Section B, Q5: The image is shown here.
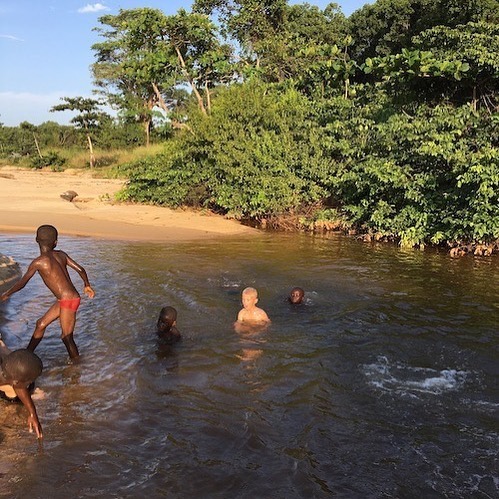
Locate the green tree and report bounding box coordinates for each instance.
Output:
[362,22,499,112]
[414,22,499,110]
[254,3,349,83]
[19,121,43,159]
[194,1,348,83]
[92,8,172,146]
[161,9,234,115]
[348,0,499,62]
[50,97,107,168]
[92,8,232,145]
[430,0,499,26]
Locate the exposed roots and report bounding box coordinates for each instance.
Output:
[254,212,499,258]
[448,241,499,257]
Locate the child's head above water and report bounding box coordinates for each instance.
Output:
[288,287,305,305]
[241,287,259,310]
[236,287,270,327]
[157,306,177,333]
[1,349,43,386]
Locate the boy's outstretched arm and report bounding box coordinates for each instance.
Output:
[65,255,95,298]
[0,262,38,301]
[13,385,43,439]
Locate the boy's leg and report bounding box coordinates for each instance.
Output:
[61,334,79,359]
[59,308,79,359]
[27,302,60,352]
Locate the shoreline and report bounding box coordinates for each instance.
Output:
[0,166,258,242]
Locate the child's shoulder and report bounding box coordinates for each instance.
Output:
[157,329,181,345]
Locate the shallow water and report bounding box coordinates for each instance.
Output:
[0,232,497,498]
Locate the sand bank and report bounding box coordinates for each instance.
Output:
[0,166,258,242]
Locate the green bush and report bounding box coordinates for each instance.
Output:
[30,151,67,170]
[122,81,332,218]
[327,103,499,246]
[120,82,498,248]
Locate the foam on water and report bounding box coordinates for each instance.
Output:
[363,355,469,396]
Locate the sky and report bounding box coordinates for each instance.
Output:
[0,0,370,127]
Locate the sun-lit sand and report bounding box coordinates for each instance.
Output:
[0,166,258,241]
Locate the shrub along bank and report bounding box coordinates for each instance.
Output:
[118,81,499,253]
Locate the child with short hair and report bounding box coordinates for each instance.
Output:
[0,339,43,438]
[0,224,95,359]
[236,287,270,325]
[157,306,181,344]
[288,287,305,305]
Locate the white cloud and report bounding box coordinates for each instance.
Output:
[0,34,24,42]
[77,3,109,14]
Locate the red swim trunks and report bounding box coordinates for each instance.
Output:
[59,297,81,311]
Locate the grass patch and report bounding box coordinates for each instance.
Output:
[0,144,165,178]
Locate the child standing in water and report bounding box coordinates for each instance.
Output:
[0,225,95,359]
[235,287,270,326]
[156,306,181,344]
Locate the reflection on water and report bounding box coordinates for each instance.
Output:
[0,232,497,498]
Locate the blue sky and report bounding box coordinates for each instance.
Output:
[0,0,370,126]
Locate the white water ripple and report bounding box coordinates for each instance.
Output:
[363,356,469,396]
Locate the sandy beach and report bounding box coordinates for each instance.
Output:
[0,166,258,242]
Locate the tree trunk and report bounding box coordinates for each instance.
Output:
[87,134,95,168]
[205,81,211,113]
[152,82,169,113]
[175,46,207,115]
[144,119,151,147]
[33,133,43,159]
[152,82,195,135]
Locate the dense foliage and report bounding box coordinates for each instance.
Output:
[327,101,499,246]
[119,82,331,217]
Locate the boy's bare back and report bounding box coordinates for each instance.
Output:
[31,250,80,300]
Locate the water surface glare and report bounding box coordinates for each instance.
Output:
[0,232,497,498]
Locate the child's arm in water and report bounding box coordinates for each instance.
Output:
[13,385,43,439]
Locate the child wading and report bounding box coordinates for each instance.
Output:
[0,225,95,359]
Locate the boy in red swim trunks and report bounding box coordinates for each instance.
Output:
[0,225,95,359]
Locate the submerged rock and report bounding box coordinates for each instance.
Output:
[0,253,21,295]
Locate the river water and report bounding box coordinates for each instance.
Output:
[0,232,497,498]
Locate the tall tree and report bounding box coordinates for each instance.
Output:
[92,8,232,145]
[413,22,499,111]
[348,0,499,62]
[194,0,348,83]
[162,9,234,115]
[92,8,171,146]
[255,3,349,83]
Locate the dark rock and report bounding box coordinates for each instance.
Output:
[60,190,78,202]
